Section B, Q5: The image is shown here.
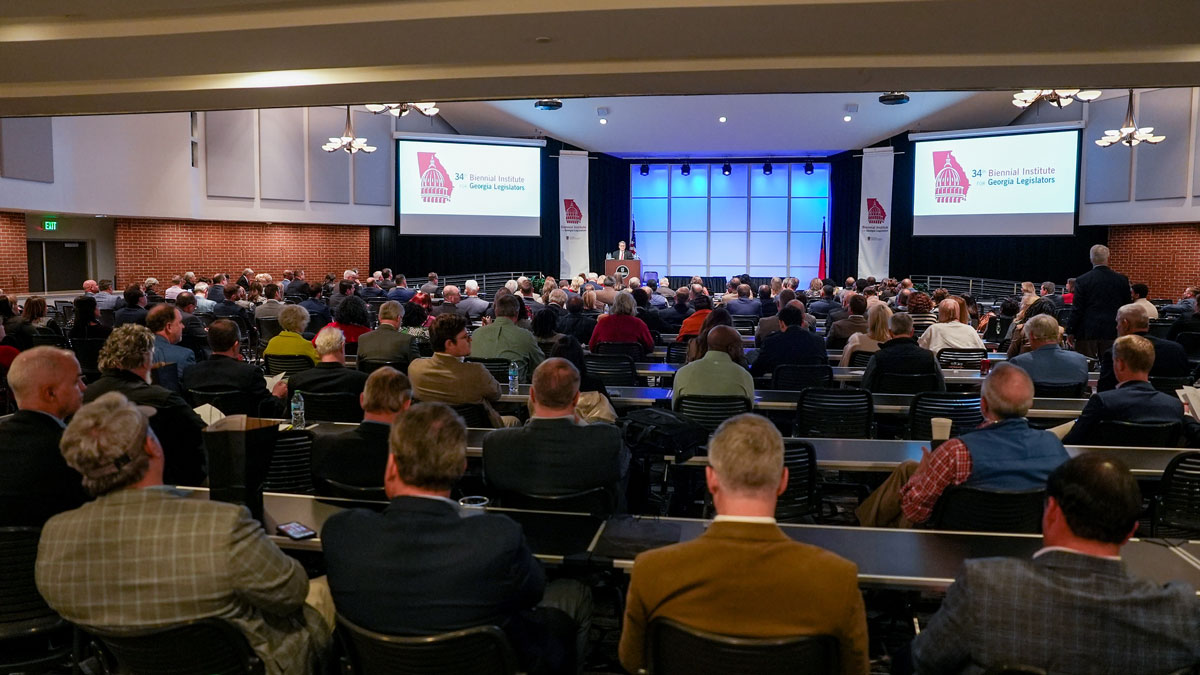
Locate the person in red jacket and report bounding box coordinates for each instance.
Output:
[589,293,654,356]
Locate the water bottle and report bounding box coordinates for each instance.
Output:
[507,361,520,394]
[290,391,305,428]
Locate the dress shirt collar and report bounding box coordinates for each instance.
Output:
[411,494,460,508]
[25,408,67,429]
[432,351,463,363]
[700,350,734,365]
[713,514,777,524]
[1116,379,1152,390]
[1033,343,1061,353]
[1034,545,1121,562]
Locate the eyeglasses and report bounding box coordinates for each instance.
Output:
[455,332,471,342]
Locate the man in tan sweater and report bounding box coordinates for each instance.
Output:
[618,413,870,674]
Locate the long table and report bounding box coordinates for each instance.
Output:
[633,363,1097,389]
[185,488,1200,593]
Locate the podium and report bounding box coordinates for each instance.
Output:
[604,259,641,281]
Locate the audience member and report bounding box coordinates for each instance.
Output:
[419,272,439,297]
[1161,285,1198,316]
[1129,283,1159,319]
[409,314,516,427]
[631,288,670,334]
[808,285,840,318]
[556,295,598,345]
[300,283,333,327]
[619,413,868,674]
[911,454,1200,674]
[323,295,371,344]
[856,363,1067,527]
[435,284,462,316]
[676,293,713,340]
[472,294,546,381]
[94,280,121,311]
[659,287,694,328]
[750,305,826,377]
[358,277,385,299]
[328,279,355,312]
[192,282,217,313]
[826,294,869,350]
[69,295,111,341]
[1007,297,1061,358]
[113,285,148,326]
[213,283,252,323]
[861,313,945,393]
[457,279,488,319]
[37,391,333,674]
[254,283,285,320]
[588,293,654,356]
[164,275,184,300]
[1096,303,1190,392]
[356,300,413,368]
[674,325,754,401]
[548,336,616,424]
[1039,280,1065,309]
[82,279,99,296]
[181,319,287,417]
[685,308,735,363]
[386,274,416,304]
[1009,314,1089,390]
[83,324,207,486]
[400,300,430,339]
[311,367,412,492]
[0,347,88,526]
[905,291,937,336]
[839,303,892,366]
[725,284,761,317]
[287,326,369,401]
[1068,244,1131,358]
[173,292,208,354]
[919,298,986,354]
[264,304,320,365]
[146,302,195,389]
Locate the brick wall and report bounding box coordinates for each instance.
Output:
[0,211,29,294]
[1108,223,1200,299]
[113,218,371,288]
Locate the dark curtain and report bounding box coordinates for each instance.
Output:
[369,138,574,277]
[828,149,862,282]
[588,153,631,273]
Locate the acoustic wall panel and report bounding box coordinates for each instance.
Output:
[205,110,255,199]
[259,108,305,201]
[1135,87,1191,201]
[0,117,54,182]
[308,106,350,204]
[352,110,392,206]
[1084,96,1132,203]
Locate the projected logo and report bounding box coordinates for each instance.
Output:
[866,198,887,224]
[933,151,969,203]
[564,199,583,224]
[417,152,454,204]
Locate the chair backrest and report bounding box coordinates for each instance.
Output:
[358,358,407,375]
[775,440,819,523]
[1054,306,1074,326]
[1147,319,1176,339]
[304,311,330,334]
[872,372,941,395]
[1154,451,1200,535]
[499,486,617,517]
[929,485,1045,533]
[981,315,1013,343]
[674,395,752,432]
[794,388,873,439]
[665,342,689,364]
[89,618,262,675]
[1174,331,1200,357]
[0,527,63,637]
[464,357,510,383]
[31,333,69,349]
[411,337,434,358]
[585,353,638,387]
[647,617,838,675]
[255,317,282,344]
[451,403,494,428]
[1093,419,1181,448]
[315,477,387,502]
[262,429,315,494]
[98,308,115,328]
[264,354,315,376]
[1032,382,1088,398]
[300,391,363,423]
[770,364,832,391]
[731,315,759,329]
[71,337,107,374]
[188,388,257,417]
[936,348,987,370]
[848,350,874,368]
[908,392,983,440]
[336,614,518,675]
[1149,375,1194,395]
[595,341,645,359]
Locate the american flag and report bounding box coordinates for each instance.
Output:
[630,216,637,256]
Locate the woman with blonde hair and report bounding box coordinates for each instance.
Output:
[839,303,892,366]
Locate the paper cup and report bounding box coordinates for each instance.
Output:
[458,496,490,509]
[931,417,953,443]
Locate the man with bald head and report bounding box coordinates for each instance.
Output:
[754,290,814,346]
[857,363,1068,528]
[0,346,89,525]
[673,325,755,400]
[1096,302,1189,392]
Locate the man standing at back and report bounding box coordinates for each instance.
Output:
[1068,244,1130,358]
[619,414,868,675]
[912,454,1199,674]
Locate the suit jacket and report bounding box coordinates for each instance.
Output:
[724,297,762,316]
[635,307,670,335]
[154,334,195,388]
[35,487,326,675]
[286,361,368,400]
[0,410,88,527]
[825,314,868,350]
[1096,331,1191,391]
[658,304,693,329]
[912,550,1200,675]
[299,299,332,325]
[1062,380,1187,445]
[113,306,147,326]
[557,312,598,344]
[751,326,827,377]
[618,520,869,675]
[356,324,414,367]
[179,310,208,350]
[386,286,416,304]
[311,421,390,491]
[860,337,945,392]
[1009,344,1090,386]
[254,299,286,320]
[1068,265,1130,340]
[808,297,840,318]
[457,295,489,320]
[322,497,558,672]
[409,352,505,426]
[483,417,625,500]
[181,354,282,417]
[84,370,207,486]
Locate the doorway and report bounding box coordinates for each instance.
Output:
[27,240,90,293]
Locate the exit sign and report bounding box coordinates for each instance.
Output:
[42,220,57,231]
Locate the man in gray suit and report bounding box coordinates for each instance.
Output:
[36,391,334,674]
[356,301,413,368]
[912,454,1200,674]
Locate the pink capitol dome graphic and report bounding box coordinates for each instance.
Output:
[866,198,887,224]
[564,199,582,224]
[418,152,454,203]
[933,150,969,203]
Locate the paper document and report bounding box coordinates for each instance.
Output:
[264,372,286,391]
[1047,420,1075,440]
[1180,386,1200,422]
[193,404,225,425]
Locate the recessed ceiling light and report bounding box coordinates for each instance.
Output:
[843,115,853,122]
[599,118,607,125]
[718,116,727,123]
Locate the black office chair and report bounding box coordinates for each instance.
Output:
[464,357,510,384]
[981,316,1013,343]
[871,372,942,395]
[1147,319,1177,339]
[908,392,983,441]
[1032,382,1089,398]
[88,618,263,675]
[498,486,617,517]
[674,395,752,433]
[1149,375,1194,395]
[646,617,838,675]
[1093,419,1181,448]
[594,341,647,359]
[0,527,72,674]
[98,308,115,328]
[585,354,639,387]
[255,317,282,351]
[794,388,873,438]
[188,388,257,417]
[1152,451,1200,537]
[848,350,874,368]
[770,364,832,390]
[451,403,494,428]
[264,354,315,376]
[775,440,820,523]
[357,359,407,375]
[936,348,988,370]
[315,477,387,502]
[71,336,107,382]
[1175,332,1200,364]
[300,391,363,423]
[262,429,315,494]
[31,333,69,349]
[411,337,434,358]
[731,315,760,330]
[928,486,1045,533]
[665,342,689,364]
[336,614,518,675]
[304,311,330,335]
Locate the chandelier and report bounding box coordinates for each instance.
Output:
[364,102,440,117]
[1012,89,1101,108]
[1095,89,1165,148]
[321,106,376,154]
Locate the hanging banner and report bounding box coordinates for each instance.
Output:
[857,146,895,279]
[558,150,590,279]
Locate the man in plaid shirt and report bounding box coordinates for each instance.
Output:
[856,363,1068,528]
